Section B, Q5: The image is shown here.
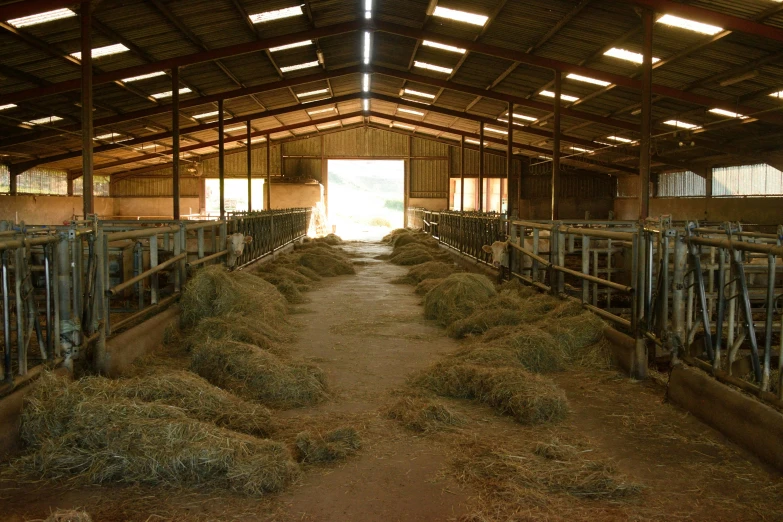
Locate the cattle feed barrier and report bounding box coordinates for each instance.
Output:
[0,208,311,397]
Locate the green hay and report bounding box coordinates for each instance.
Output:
[392,261,458,285]
[15,373,298,494]
[44,510,93,522]
[184,314,288,356]
[298,252,355,277]
[413,363,568,425]
[549,311,606,358]
[113,370,275,438]
[423,273,497,326]
[415,278,444,296]
[392,232,439,251]
[546,299,586,320]
[180,266,287,328]
[384,396,463,432]
[190,340,328,408]
[253,265,313,286]
[294,265,322,282]
[447,308,522,339]
[294,427,361,463]
[503,326,566,373]
[499,279,537,299]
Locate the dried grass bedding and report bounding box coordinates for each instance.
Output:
[11,238,362,494]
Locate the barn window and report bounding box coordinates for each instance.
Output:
[657,171,706,197]
[712,164,783,197]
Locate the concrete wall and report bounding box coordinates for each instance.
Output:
[408,197,448,211]
[615,196,783,225]
[0,195,201,224]
[264,183,323,210]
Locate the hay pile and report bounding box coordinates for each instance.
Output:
[180,266,287,328]
[191,340,328,408]
[384,396,463,432]
[389,243,449,266]
[43,510,93,522]
[253,265,314,304]
[423,274,497,326]
[393,261,459,285]
[294,427,361,463]
[382,228,414,244]
[415,278,444,296]
[413,363,568,425]
[183,313,288,356]
[16,373,299,494]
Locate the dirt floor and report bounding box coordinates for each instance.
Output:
[1,241,782,521]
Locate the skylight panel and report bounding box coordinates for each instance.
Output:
[365,0,372,19]
[94,132,131,142]
[709,108,747,119]
[404,89,436,99]
[567,73,611,87]
[122,71,166,83]
[297,89,329,98]
[657,14,722,35]
[317,122,340,130]
[422,40,466,54]
[151,88,192,99]
[393,122,415,130]
[269,40,312,52]
[607,136,633,143]
[604,48,661,65]
[770,90,783,99]
[539,90,579,103]
[192,111,224,119]
[363,99,370,111]
[224,125,247,133]
[308,107,335,115]
[71,43,129,60]
[249,6,303,24]
[363,73,370,92]
[432,6,488,26]
[398,108,424,116]
[363,32,371,65]
[465,138,480,145]
[0,104,16,111]
[664,120,700,130]
[24,116,63,126]
[507,112,537,122]
[485,127,508,135]
[571,147,593,153]
[414,61,453,74]
[280,61,320,73]
[7,8,75,28]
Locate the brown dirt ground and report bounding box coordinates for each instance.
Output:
[1,241,782,521]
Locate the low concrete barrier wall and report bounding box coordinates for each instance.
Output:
[668,365,783,471]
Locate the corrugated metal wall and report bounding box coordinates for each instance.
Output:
[522,173,615,199]
[112,177,200,197]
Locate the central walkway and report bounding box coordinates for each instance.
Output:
[275,242,472,521]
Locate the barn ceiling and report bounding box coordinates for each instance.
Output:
[2,0,783,178]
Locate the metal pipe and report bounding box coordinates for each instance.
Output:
[639,8,653,219]
[247,120,252,212]
[14,247,25,375]
[506,102,513,218]
[714,247,727,371]
[44,244,53,359]
[106,225,180,242]
[478,123,484,212]
[582,235,590,303]
[186,249,228,267]
[107,253,186,296]
[762,253,776,391]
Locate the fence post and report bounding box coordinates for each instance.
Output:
[149,233,159,305]
[671,233,687,362]
[581,234,590,304]
[94,224,107,372]
[2,251,12,383]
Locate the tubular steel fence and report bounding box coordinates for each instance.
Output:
[408,207,783,407]
[0,208,310,396]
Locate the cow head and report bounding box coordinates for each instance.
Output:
[482,240,510,268]
[226,233,253,267]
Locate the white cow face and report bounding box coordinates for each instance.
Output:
[226,233,253,266]
[482,240,510,268]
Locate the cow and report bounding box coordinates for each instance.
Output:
[482,232,551,281]
[227,233,253,268]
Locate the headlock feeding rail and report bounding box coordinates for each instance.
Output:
[409,208,783,407]
[0,208,311,396]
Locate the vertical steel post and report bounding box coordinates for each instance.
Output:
[247,121,252,212]
[479,123,484,212]
[149,234,158,305]
[405,135,411,227]
[2,252,11,382]
[14,247,26,375]
[266,135,272,211]
[714,247,727,370]
[218,99,225,220]
[506,103,513,218]
[582,235,590,304]
[80,1,94,218]
[762,254,776,390]
[459,137,464,253]
[551,72,561,221]
[172,66,180,220]
[44,244,53,359]
[639,9,654,219]
[173,227,181,294]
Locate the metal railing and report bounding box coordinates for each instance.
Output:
[408,207,783,405]
[0,208,311,395]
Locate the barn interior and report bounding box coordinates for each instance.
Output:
[1,1,783,520]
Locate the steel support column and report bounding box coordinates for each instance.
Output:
[172,66,180,220]
[460,135,465,212]
[552,72,561,221]
[506,103,512,217]
[218,99,225,220]
[640,9,654,219]
[266,135,272,211]
[479,123,484,212]
[80,1,94,218]
[247,121,252,212]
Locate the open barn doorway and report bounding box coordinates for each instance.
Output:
[327,159,405,240]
